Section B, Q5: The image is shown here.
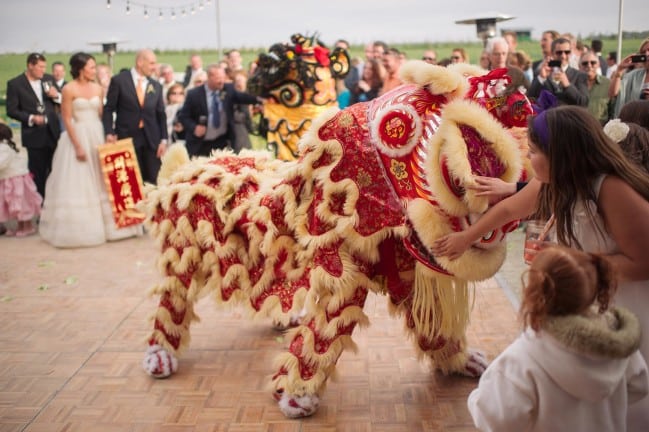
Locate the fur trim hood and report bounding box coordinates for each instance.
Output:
[543,306,641,359]
[522,306,642,402]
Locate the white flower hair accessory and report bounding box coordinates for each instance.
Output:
[603,119,630,143]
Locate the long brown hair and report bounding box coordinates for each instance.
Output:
[619,100,649,130]
[363,59,385,90]
[521,246,616,331]
[529,106,649,248]
[0,123,18,153]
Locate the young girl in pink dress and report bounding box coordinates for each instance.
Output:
[0,123,41,237]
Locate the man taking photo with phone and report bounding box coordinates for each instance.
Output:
[610,37,649,117]
[528,37,589,106]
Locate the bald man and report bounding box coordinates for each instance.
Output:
[103,49,168,184]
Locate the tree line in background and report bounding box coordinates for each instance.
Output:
[590,31,649,40]
[1,36,647,122]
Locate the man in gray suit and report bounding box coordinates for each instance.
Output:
[528,37,589,106]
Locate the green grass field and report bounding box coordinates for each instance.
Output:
[0,37,645,124]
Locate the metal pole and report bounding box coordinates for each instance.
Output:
[215,0,222,60]
[616,0,624,66]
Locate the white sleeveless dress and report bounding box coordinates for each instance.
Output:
[572,175,649,431]
[39,96,139,248]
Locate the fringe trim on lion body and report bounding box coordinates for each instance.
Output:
[145,148,311,355]
[145,106,403,363]
[383,263,473,375]
[263,107,413,396]
[411,263,470,342]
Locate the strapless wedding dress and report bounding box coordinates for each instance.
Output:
[40,96,140,247]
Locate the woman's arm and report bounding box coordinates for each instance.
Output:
[93,82,103,119]
[468,176,518,204]
[60,85,87,162]
[608,54,633,98]
[432,178,541,260]
[599,176,649,281]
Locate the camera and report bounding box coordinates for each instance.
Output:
[631,54,647,63]
[548,60,562,68]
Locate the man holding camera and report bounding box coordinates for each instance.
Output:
[528,37,589,106]
[610,37,649,117]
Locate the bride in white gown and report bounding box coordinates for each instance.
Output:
[40,52,139,248]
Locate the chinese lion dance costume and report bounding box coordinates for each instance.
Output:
[141,59,534,418]
[247,33,350,160]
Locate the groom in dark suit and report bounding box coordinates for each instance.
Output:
[178,64,260,157]
[103,49,167,184]
[6,53,61,198]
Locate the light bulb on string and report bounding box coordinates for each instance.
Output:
[198,1,204,10]
[126,1,130,15]
[206,0,212,4]
[191,6,195,14]
[158,8,163,20]
[182,8,186,17]
[144,7,149,18]
[171,9,176,20]
[106,0,111,9]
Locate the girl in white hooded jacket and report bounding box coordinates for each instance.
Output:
[468,246,648,432]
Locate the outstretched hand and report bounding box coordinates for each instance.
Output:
[431,231,472,261]
[468,176,516,202]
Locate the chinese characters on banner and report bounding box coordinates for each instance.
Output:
[97,138,146,228]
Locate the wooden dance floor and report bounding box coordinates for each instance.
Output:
[0,234,520,431]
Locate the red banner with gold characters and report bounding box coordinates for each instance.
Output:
[97,138,145,228]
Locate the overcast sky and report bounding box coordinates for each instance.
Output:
[1,0,646,54]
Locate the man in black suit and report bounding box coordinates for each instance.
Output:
[528,37,589,107]
[51,61,67,92]
[178,64,260,158]
[182,53,204,89]
[6,52,61,198]
[590,39,607,77]
[50,61,66,130]
[103,49,168,184]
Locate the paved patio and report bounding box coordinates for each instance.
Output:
[0,232,525,431]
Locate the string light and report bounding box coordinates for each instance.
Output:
[108,0,211,20]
